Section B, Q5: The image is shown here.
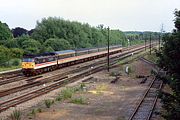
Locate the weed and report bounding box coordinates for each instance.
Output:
[57,85,87,102]
[61,88,74,99]
[70,97,87,105]
[10,109,21,120]
[44,99,54,108]
[80,83,86,90]
[37,108,42,113]
[56,95,63,101]
[27,109,36,119]
[31,109,36,116]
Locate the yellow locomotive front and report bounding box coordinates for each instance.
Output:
[22,58,35,76]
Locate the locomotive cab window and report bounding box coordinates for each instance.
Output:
[22,58,34,62]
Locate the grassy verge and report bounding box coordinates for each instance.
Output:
[0,65,20,72]
[143,51,158,63]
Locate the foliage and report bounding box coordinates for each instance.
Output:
[31,17,127,48]
[10,48,24,58]
[12,27,28,37]
[10,109,21,120]
[22,38,41,54]
[4,39,19,48]
[0,21,13,40]
[10,58,21,66]
[156,9,180,120]
[44,38,72,51]
[125,31,161,41]
[0,45,23,67]
[0,45,11,66]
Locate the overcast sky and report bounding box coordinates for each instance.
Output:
[0,0,179,32]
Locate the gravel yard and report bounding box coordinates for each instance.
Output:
[0,55,164,120]
[2,59,160,120]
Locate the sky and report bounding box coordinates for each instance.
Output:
[0,0,180,32]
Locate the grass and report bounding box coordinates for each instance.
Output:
[144,51,158,63]
[60,88,74,99]
[56,84,86,102]
[10,109,21,120]
[70,97,87,105]
[27,108,42,119]
[44,99,54,108]
[0,65,20,72]
[118,49,150,65]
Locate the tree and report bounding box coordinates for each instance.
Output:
[27,29,34,36]
[10,48,24,58]
[12,27,28,37]
[22,39,42,54]
[0,21,13,40]
[4,39,19,48]
[157,9,180,120]
[44,38,71,51]
[0,45,11,66]
[31,17,127,49]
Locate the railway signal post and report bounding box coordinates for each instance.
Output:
[107,27,110,72]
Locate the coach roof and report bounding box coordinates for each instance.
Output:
[54,50,75,55]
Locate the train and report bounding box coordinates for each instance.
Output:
[22,45,123,76]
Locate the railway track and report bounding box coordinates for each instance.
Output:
[0,44,156,113]
[0,70,21,80]
[0,45,148,98]
[0,43,151,85]
[0,75,27,86]
[0,63,105,112]
[128,77,163,120]
[0,44,150,112]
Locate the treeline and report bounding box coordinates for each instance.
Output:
[0,17,127,66]
[125,31,162,41]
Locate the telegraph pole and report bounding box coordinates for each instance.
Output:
[150,34,152,55]
[159,34,161,50]
[107,27,110,72]
[145,38,146,51]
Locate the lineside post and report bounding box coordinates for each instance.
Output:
[159,34,161,50]
[145,38,146,51]
[150,34,152,55]
[107,27,110,72]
